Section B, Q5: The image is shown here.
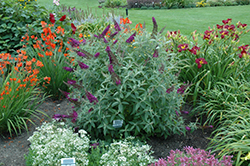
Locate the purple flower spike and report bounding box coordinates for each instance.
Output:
[166,86,174,93]
[77,51,85,57]
[68,38,80,47]
[185,126,191,131]
[175,111,179,116]
[67,79,76,85]
[105,46,111,52]
[116,80,121,85]
[114,20,121,31]
[101,24,110,38]
[90,142,99,149]
[60,90,70,98]
[110,31,118,38]
[77,61,89,69]
[126,32,136,43]
[153,49,159,58]
[63,67,74,72]
[70,111,78,123]
[108,64,114,73]
[86,91,98,105]
[152,17,157,26]
[209,125,213,128]
[113,39,118,45]
[53,114,63,121]
[69,98,78,102]
[103,37,108,43]
[181,111,189,114]
[88,108,93,113]
[94,52,100,58]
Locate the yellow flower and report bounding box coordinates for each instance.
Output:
[241,152,250,161]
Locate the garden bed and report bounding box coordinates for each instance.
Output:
[0,98,212,166]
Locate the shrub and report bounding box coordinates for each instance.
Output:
[127,0,162,8]
[235,0,250,5]
[104,0,128,7]
[26,121,90,166]
[0,0,49,56]
[60,17,186,140]
[0,52,48,136]
[150,146,233,165]
[196,0,207,7]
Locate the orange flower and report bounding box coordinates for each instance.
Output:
[33,69,40,75]
[38,53,44,57]
[44,76,51,83]
[45,51,53,56]
[26,61,32,66]
[79,33,83,38]
[31,35,35,39]
[41,21,47,28]
[36,60,44,67]
[31,58,36,62]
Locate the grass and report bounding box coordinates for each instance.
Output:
[37,0,250,44]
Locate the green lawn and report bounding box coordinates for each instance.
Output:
[37,0,250,44]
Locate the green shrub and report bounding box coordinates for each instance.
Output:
[235,0,250,5]
[62,17,187,140]
[141,6,148,9]
[0,0,49,57]
[104,0,127,8]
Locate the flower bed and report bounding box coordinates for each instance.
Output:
[1,0,250,165]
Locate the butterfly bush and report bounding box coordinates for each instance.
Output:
[100,137,156,166]
[63,17,188,140]
[150,146,233,166]
[27,121,89,166]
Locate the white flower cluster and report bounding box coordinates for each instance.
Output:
[28,121,89,166]
[99,137,156,166]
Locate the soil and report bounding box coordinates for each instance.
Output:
[0,98,213,166]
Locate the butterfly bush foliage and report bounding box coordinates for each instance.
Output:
[64,17,187,140]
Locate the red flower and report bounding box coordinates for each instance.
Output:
[222,18,232,25]
[216,24,223,29]
[71,23,76,34]
[203,34,210,40]
[239,50,247,58]
[195,58,207,69]
[227,24,235,31]
[189,46,200,55]
[219,30,229,39]
[238,45,249,51]
[177,44,189,52]
[237,21,247,29]
[59,15,66,21]
[49,13,55,24]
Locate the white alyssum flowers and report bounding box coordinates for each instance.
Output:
[99,137,156,166]
[27,121,89,166]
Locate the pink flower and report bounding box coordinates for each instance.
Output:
[195,58,207,69]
